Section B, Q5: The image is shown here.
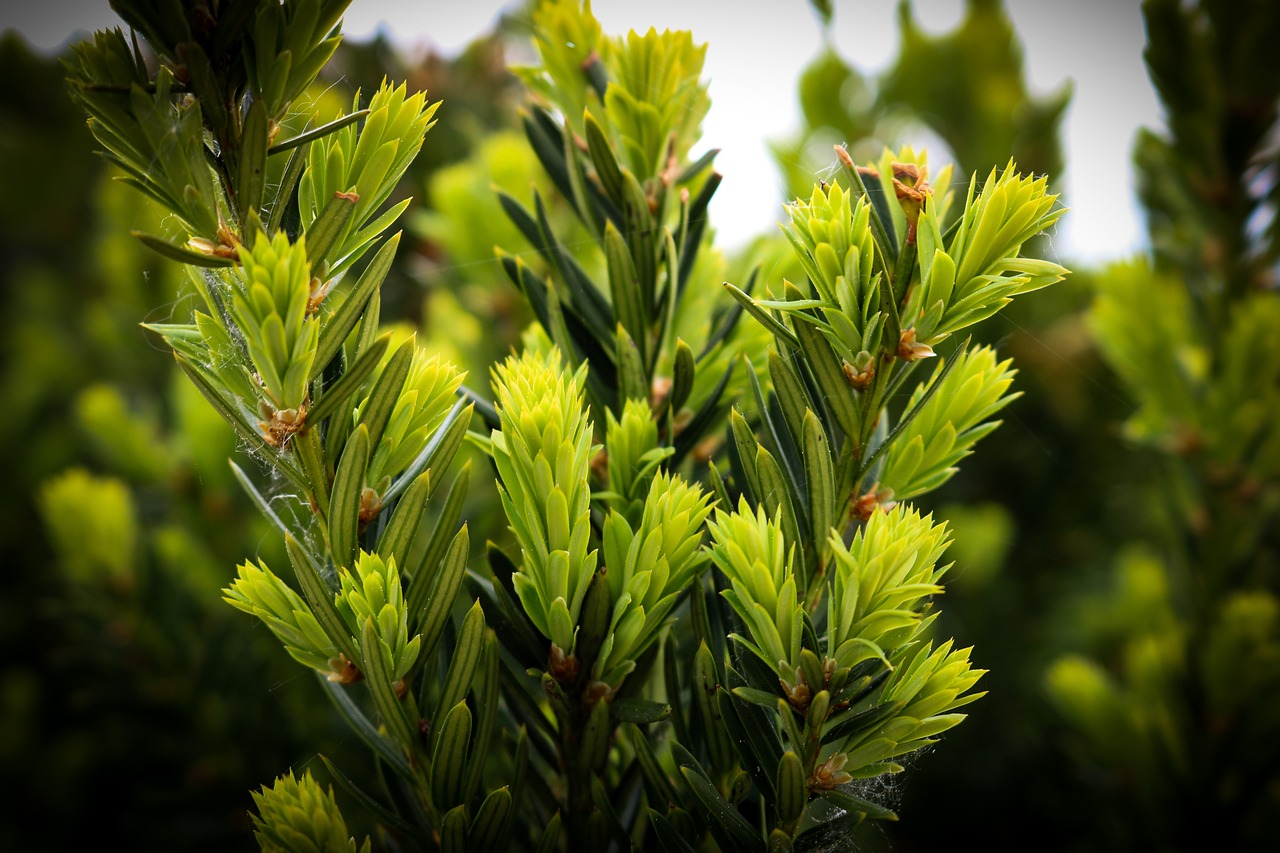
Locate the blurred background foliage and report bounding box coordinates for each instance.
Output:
[3,0,1276,849]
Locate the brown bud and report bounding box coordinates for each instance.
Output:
[584,679,613,705]
[326,653,363,684]
[260,401,308,448]
[892,162,923,187]
[896,328,936,362]
[808,753,853,790]
[306,276,335,316]
[852,483,896,521]
[891,162,932,243]
[781,673,812,710]
[357,486,382,526]
[548,643,580,684]
[215,221,241,257]
[841,358,875,391]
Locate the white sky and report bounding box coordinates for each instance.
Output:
[7,0,1160,263]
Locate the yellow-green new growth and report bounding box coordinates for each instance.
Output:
[299,80,439,274]
[232,229,318,409]
[490,348,597,654]
[778,179,885,364]
[820,505,984,775]
[251,770,371,853]
[521,0,709,177]
[605,24,710,175]
[774,151,1064,374]
[596,471,713,686]
[519,0,608,137]
[878,345,1018,501]
[363,349,464,490]
[603,397,671,520]
[834,639,985,778]
[224,559,343,679]
[334,551,420,683]
[706,497,804,680]
[910,162,1067,343]
[826,504,951,667]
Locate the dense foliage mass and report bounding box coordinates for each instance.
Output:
[9,0,1274,850]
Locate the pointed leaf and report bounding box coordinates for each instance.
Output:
[470,786,512,852]
[719,676,782,803]
[464,633,501,805]
[585,111,626,207]
[820,787,898,821]
[230,459,293,540]
[434,601,486,725]
[360,616,417,753]
[307,332,390,424]
[312,233,401,379]
[776,751,806,824]
[410,461,470,597]
[670,338,695,414]
[328,423,370,571]
[605,220,647,359]
[790,294,860,440]
[306,189,358,269]
[359,337,414,450]
[647,809,698,853]
[267,142,308,235]
[292,426,330,513]
[611,698,672,724]
[415,525,471,660]
[627,724,680,807]
[534,812,562,853]
[377,469,430,570]
[678,172,720,294]
[269,109,369,156]
[671,356,737,467]
[238,96,268,225]
[679,766,765,853]
[802,410,834,555]
[440,805,468,853]
[617,324,648,404]
[724,281,799,349]
[431,701,473,809]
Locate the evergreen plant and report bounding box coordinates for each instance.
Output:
[67,1,1070,848]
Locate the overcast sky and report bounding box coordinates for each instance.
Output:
[6,0,1160,263]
